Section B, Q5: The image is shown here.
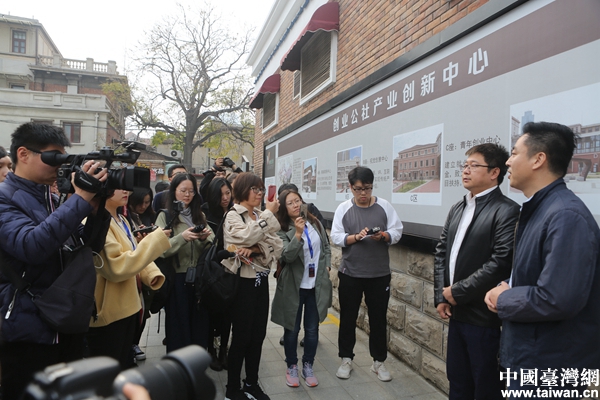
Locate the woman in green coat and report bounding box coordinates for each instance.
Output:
[272,189,332,388]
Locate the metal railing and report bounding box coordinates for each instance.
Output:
[36,55,117,75]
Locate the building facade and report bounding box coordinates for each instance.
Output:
[0,14,129,152]
[247,0,600,392]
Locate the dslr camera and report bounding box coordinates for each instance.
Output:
[23,345,215,400]
[222,157,235,168]
[41,141,150,196]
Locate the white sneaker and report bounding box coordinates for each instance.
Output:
[371,361,392,381]
[336,357,353,379]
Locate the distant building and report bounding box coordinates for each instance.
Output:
[0,14,130,151]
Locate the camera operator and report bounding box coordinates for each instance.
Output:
[0,123,109,400]
[199,157,242,201]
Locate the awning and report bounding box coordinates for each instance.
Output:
[280,2,340,71]
[249,74,281,109]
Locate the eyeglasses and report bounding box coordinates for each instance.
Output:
[177,189,196,196]
[286,199,303,207]
[352,186,373,193]
[461,163,493,171]
[26,147,42,155]
[250,187,266,195]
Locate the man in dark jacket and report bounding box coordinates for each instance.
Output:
[486,122,600,397]
[152,163,187,212]
[0,123,108,399]
[434,143,519,400]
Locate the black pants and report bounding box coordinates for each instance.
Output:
[338,272,390,362]
[446,319,503,400]
[0,333,85,400]
[87,313,138,369]
[226,277,269,391]
[165,273,210,353]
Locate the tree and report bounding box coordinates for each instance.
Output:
[127,3,254,170]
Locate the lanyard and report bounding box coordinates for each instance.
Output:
[114,215,136,250]
[303,225,314,260]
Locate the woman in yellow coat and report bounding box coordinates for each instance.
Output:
[87,189,171,368]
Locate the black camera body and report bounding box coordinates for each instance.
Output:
[23,345,216,400]
[222,157,235,168]
[42,141,150,196]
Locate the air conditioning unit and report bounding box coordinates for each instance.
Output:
[170,150,182,158]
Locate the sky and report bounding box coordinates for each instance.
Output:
[2,0,275,72]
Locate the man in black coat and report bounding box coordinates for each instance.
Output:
[434,143,519,400]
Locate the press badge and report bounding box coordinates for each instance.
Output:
[308,263,315,277]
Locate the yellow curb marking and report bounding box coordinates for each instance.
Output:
[320,313,340,327]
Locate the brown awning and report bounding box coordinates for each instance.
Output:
[249,74,281,109]
[280,2,339,71]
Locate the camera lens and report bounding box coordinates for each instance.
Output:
[113,345,215,400]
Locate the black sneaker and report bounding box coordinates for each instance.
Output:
[242,380,270,400]
[225,388,246,400]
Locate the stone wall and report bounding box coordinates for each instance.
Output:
[329,241,450,393]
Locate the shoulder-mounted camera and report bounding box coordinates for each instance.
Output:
[41,141,150,196]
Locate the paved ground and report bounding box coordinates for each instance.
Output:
[138,275,446,400]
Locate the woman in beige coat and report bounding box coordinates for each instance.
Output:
[221,172,282,400]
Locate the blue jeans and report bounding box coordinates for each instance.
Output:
[283,288,319,367]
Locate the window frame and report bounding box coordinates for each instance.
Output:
[12,30,26,54]
[293,71,301,99]
[261,93,279,133]
[299,30,338,105]
[63,122,82,143]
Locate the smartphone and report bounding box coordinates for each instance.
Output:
[132,225,158,235]
[191,224,205,233]
[267,185,276,202]
[300,203,308,220]
[366,227,381,235]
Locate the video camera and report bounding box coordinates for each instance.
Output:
[23,345,216,400]
[41,141,150,196]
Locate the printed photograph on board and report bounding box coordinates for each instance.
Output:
[391,124,443,206]
[276,154,293,186]
[301,157,317,200]
[509,83,600,218]
[336,146,362,201]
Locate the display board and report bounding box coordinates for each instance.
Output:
[265,0,600,238]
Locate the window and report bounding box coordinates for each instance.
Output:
[12,31,26,54]
[293,71,301,99]
[10,84,26,90]
[261,93,278,132]
[299,31,337,104]
[32,120,54,125]
[63,122,81,143]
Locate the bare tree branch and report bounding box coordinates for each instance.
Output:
[126,2,254,169]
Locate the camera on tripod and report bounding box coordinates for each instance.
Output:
[41,141,150,196]
[23,345,216,400]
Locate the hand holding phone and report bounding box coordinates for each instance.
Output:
[267,185,276,202]
[299,203,308,220]
[191,224,205,233]
[132,225,157,235]
[366,227,381,236]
